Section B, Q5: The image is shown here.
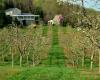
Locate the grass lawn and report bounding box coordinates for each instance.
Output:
[0,66,24,80]
[47,26,65,66]
[8,67,79,80]
[0,66,100,80]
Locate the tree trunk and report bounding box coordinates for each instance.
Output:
[82,52,84,68]
[98,49,100,73]
[10,46,14,68]
[90,56,93,70]
[20,54,22,67]
[76,56,79,68]
[33,54,35,67]
[73,60,75,68]
[2,53,4,62]
[90,47,94,70]
[27,54,29,65]
[12,52,14,68]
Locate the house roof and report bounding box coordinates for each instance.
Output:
[5,8,20,12]
[12,13,39,17]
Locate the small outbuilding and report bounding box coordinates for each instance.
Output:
[53,14,64,25]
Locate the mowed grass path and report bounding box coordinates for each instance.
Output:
[48,26,65,67]
[8,67,80,80]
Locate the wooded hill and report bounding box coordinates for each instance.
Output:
[0,0,99,28]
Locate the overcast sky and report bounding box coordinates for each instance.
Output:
[84,0,100,11]
[62,0,100,11]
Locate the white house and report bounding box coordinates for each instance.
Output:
[5,8,21,16]
[5,8,40,26]
[13,13,40,26]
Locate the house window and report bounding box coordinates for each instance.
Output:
[24,16,31,20]
[31,16,35,19]
[35,16,39,21]
[18,16,23,20]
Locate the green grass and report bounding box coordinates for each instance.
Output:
[0,66,100,80]
[47,26,65,67]
[8,67,80,80]
[42,26,48,36]
[0,66,24,80]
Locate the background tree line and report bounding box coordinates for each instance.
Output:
[0,0,99,28]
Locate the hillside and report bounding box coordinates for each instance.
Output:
[0,0,100,80]
[0,0,99,28]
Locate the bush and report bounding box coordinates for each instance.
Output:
[61,17,67,27]
[0,12,5,28]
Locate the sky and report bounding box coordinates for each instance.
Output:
[84,0,100,11]
[62,0,100,11]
